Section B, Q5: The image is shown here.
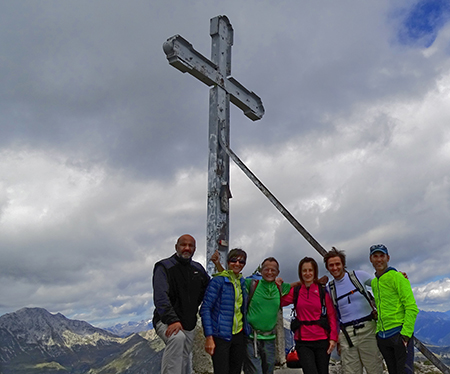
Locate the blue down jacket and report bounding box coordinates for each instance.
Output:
[200,274,251,341]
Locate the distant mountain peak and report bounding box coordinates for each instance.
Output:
[0,307,162,373]
[0,306,122,363]
[104,319,153,337]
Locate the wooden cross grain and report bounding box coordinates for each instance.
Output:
[163,15,264,275]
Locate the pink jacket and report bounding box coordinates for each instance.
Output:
[282,283,338,342]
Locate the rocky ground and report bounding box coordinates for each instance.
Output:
[273,360,442,374]
[182,317,446,374]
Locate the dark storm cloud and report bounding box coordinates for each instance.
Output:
[1,0,450,324]
[0,1,214,179]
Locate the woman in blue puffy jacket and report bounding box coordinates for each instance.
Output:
[200,248,250,374]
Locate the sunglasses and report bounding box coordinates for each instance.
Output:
[229,258,246,265]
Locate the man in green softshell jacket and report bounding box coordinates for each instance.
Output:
[370,244,419,374]
[244,257,291,374]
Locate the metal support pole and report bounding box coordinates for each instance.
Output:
[218,134,327,257]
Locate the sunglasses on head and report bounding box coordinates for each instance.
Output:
[229,258,246,265]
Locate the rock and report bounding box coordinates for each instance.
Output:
[192,316,213,374]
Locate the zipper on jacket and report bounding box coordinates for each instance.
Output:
[232,277,241,334]
[376,278,384,331]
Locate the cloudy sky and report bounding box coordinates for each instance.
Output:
[1,0,450,327]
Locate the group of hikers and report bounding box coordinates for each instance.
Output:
[152,234,418,374]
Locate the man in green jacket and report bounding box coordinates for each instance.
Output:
[370,244,419,374]
[244,257,291,374]
[211,254,293,374]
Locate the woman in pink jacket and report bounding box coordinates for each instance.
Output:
[282,257,338,374]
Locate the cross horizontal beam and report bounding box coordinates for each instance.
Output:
[163,35,264,121]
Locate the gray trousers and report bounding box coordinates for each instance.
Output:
[339,320,384,374]
[155,321,195,374]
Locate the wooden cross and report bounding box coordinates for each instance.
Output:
[162,18,450,374]
[163,15,264,274]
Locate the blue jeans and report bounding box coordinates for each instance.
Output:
[244,337,276,374]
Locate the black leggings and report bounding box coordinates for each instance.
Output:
[295,339,330,374]
[212,331,245,374]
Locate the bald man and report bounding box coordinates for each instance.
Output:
[153,234,210,374]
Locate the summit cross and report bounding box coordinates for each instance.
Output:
[163,15,264,275]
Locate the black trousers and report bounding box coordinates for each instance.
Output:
[376,333,414,374]
[295,339,330,374]
[212,331,245,374]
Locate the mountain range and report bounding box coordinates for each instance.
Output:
[104,320,153,338]
[0,308,163,374]
[1,307,450,374]
[103,310,450,345]
[414,310,450,346]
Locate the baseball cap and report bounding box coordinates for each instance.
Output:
[370,244,389,255]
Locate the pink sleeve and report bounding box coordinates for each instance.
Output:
[325,291,339,341]
[281,286,294,307]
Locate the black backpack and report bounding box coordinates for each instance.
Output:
[290,284,330,338]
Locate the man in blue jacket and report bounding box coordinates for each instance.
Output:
[152,234,209,374]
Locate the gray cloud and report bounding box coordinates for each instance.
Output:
[1,0,450,324]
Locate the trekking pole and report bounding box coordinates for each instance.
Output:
[219,134,450,374]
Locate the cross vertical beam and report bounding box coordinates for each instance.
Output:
[206,17,232,275]
[163,15,264,274]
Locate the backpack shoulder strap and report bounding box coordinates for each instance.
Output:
[348,270,365,294]
[318,284,327,316]
[318,284,331,335]
[275,282,283,309]
[292,285,301,315]
[349,271,377,313]
[248,279,259,306]
[349,271,370,301]
[328,279,341,319]
[328,280,337,307]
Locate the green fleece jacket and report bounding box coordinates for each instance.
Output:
[371,267,419,338]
